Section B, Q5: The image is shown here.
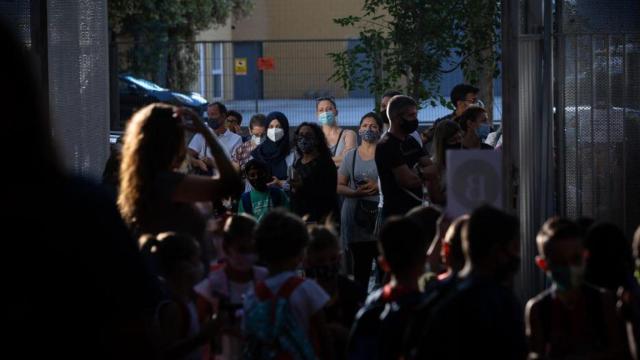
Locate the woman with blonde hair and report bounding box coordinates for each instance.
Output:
[423,120,463,205]
[118,104,243,242]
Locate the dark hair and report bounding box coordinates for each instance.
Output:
[536,217,582,258]
[450,84,479,109]
[244,158,271,177]
[140,232,200,277]
[584,222,633,291]
[227,110,243,124]
[633,226,640,260]
[464,205,520,265]
[208,101,227,115]
[458,107,487,132]
[307,225,340,254]
[382,90,402,100]
[432,120,462,170]
[379,216,426,275]
[249,113,267,129]
[316,96,337,110]
[255,209,309,264]
[223,214,258,250]
[445,215,469,272]
[294,122,332,161]
[359,112,384,130]
[406,206,441,252]
[387,95,418,123]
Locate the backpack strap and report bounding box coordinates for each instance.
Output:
[276,276,305,299]
[255,281,274,301]
[241,191,254,215]
[268,187,283,208]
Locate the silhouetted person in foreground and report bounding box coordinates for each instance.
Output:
[2,22,162,359]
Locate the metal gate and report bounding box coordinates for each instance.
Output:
[556,0,640,237]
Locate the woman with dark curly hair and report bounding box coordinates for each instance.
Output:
[290,122,338,223]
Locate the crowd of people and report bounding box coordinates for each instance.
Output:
[6,21,639,360]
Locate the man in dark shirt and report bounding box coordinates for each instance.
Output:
[375,95,431,218]
[433,84,481,126]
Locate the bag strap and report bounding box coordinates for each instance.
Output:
[331,129,345,157]
[241,192,254,215]
[255,281,274,301]
[351,149,357,189]
[268,187,282,208]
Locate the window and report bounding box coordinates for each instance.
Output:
[212,43,223,99]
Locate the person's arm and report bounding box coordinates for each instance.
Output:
[337,174,376,198]
[332,130,357,167]
[172,109,243,202]
[423,165,446,205]
[392,164,423,190]
[524,299,547,359]
[158,302,219,360]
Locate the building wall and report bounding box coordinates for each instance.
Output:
[194,0,366,100]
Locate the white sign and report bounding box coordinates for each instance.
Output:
[446,150,502,218]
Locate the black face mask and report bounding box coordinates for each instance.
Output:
[400,117,418,134]
[249,174,270,192]
[305,263,340,281]
[496,256,521,283]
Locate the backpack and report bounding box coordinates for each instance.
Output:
[348,286,422,360]
[243,276,317,360]
[241,187,284,215]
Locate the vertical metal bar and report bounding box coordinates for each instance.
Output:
[622,34,628,231]
[543,0,554,217]
[555,0,566,218]
[30,0,48,113]
[575,35,582,216]
[605,35,612,222]
[591,35,597,219]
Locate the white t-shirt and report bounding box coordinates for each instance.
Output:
[243,271,329,335]
[189,128,243,158]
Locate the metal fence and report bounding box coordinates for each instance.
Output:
[2,0,110,179]
[556,0,640,237]
[111,39,503,131]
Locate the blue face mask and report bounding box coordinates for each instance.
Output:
[359,129,380,143]
[318,111,336,126]
[476,123,491,140]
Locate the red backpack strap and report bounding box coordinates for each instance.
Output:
[255,281,274,301]
[276,276,305,299]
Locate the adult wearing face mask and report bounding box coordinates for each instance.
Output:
[316,97,357,167]
[459,107,494,149]
[188,102,243,173]
[250,111,295,190]
[375,95,432,218]
[337,112,382,286]
[232,114,267,168]
[526,218,626,360]
[290,122,338,223]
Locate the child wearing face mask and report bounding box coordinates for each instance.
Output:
[526,218,626,360]
[305,225,366,359]
[141,232,219,360]
[194,215,268,360]
[238,159,290,221]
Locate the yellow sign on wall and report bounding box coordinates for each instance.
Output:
[235,58,247,76]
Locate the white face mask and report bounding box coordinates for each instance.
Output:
[252,135,264,145]
[267,128,284,142]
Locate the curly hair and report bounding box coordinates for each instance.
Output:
[118,103,186,227]
[293,122,332,162]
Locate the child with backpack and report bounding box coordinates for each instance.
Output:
[305,225,366,359]
[243,209,334,360]
[238,159,290,221]
[141,232,219,360]
[525,217,626,359]
[347,216,426,360]
[194,214,268,359]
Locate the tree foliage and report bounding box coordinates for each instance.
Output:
[109,0,253,90]
[329,0,500,109]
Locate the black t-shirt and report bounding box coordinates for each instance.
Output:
[375,132,426,217]
[291,156,338,222]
